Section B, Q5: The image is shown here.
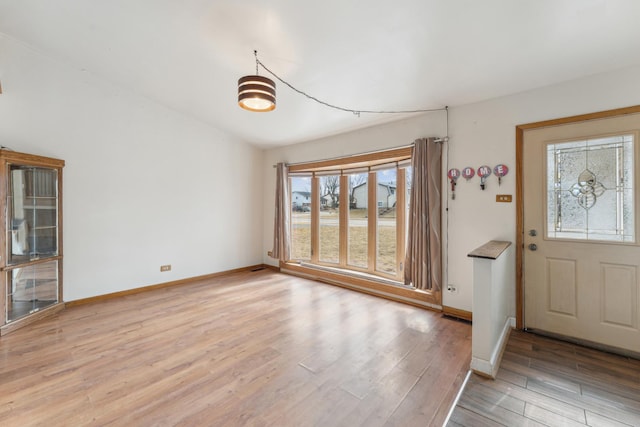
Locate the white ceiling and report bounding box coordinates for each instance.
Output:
[1,0,640,148]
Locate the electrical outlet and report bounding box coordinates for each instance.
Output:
[496,194,512,203]
[447,284,457,293]
[160,264,171,272]
[267,250,273,257]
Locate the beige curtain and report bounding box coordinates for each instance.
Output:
[271,163,291,261]
[404,138,442,291]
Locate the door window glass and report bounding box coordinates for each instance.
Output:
[546,134,634,242]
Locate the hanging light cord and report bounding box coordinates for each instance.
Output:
[253,50,447,117]
[444,105,451,294]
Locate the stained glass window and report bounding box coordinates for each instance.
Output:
[546,134,634,242]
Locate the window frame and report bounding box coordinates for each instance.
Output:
[287,147,411,283]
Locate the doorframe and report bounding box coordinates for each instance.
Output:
[515,105,640,329]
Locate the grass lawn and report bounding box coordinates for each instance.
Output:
[291,208,398,274]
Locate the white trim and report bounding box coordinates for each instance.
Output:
[369,161,400,172]
[314,170,340,177]
[342,167,370,175]
[397,158,412,168]
[470,316,514,378]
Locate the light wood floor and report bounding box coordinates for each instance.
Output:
[447,330,640,426]
[0,269,471,426]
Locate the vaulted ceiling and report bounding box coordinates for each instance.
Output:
[2,0,640,147]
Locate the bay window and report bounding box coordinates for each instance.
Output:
[288,147,412,283]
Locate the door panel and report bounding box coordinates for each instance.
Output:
[601,263,636,328]
[547,258,577,317]
[524,113,640,354]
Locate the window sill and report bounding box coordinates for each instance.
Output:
[280,261,442,310]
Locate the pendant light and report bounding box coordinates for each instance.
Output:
[238,51,276,112]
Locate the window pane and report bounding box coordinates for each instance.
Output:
[546,135,634,242]
[376,169,397,274]
[319,175,340,264]
[348,173,368,268]
[290,177,311,260]
[405,166,412,247]
[7,167,59,265]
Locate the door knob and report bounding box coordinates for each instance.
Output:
[528,243,537,251]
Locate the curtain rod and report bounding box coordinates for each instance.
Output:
[273,137,448,168]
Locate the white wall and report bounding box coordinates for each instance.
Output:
[263,64,640,313]
[5,27,639,312]
[0,35,264,301]
[470,244,515,377]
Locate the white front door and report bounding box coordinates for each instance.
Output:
[523,113,640,355]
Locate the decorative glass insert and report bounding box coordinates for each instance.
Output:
[546,134,634,242]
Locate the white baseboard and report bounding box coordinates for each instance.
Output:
[470,316,514,378]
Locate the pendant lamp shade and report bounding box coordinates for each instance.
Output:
[238,75,276,112]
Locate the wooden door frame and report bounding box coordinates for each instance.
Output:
[515,105,640,329]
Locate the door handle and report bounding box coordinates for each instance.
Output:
[528,243,537,251]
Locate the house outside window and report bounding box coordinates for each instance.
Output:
[288,148,411,283]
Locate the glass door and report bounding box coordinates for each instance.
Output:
[6,261,59,322]
[5,165,60,323]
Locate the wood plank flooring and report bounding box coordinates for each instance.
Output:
[0,269,471,426]
[447,330,640,426]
